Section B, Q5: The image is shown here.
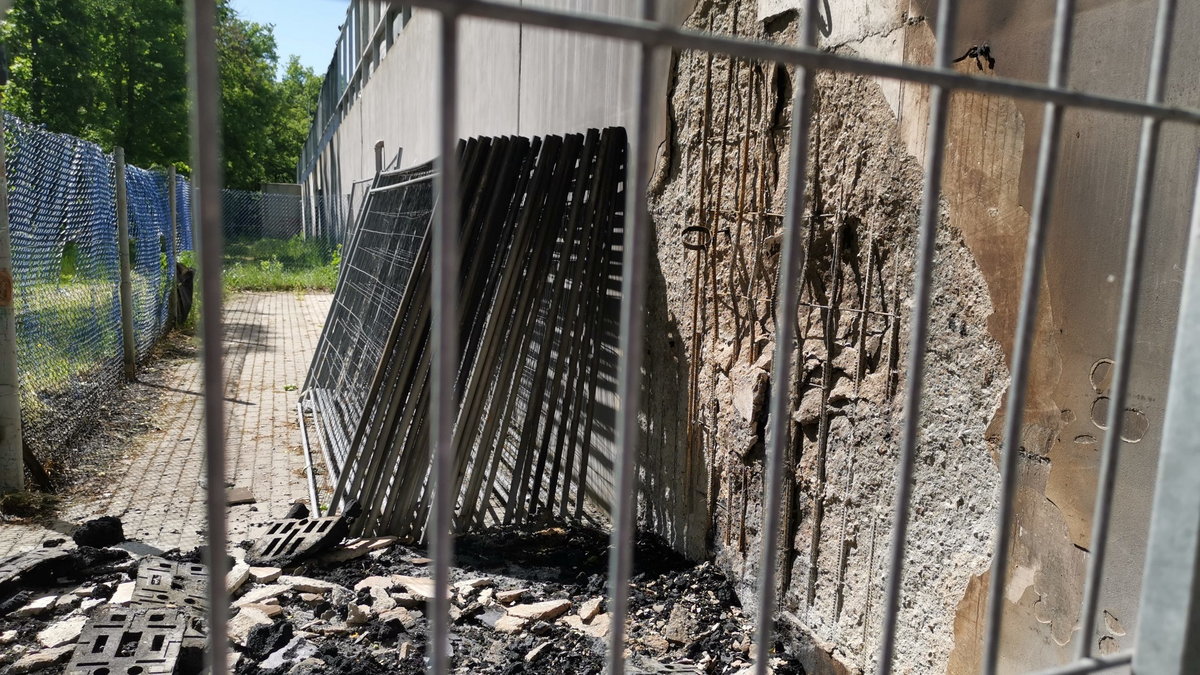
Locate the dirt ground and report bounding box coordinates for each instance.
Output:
[0,291,333,558]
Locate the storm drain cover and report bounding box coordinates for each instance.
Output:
[132,557,208,615]
[66,607,186,675]
[245,515,349,566]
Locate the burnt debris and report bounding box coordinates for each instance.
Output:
[0,522,805,674]
[72,517,125,549]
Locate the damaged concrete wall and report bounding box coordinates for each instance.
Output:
[640,0,1200,673]
[643,3,1004,672]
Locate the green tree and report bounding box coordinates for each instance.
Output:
[268,56,322,184]
[215,2,278,189]
[1,0,102,143]
[1,0,321,188]
[92,0,189,169]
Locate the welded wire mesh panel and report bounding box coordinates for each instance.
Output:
[347,178,373,238]
[305,162,436,472]
[307,130,627,544]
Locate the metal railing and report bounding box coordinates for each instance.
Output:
[297,1,403,183]
[184,0,1200,673]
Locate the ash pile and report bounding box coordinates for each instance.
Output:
[0,510,804,674]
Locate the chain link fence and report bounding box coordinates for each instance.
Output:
[220,187,333,292]
[3,113,192,470]
[303,190,355,248]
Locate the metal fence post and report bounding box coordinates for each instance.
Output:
[0,115,25,493]
[186,0,230,668]
[168,165,179,327]
[1132,156,1200,675]
[115,147,137,380]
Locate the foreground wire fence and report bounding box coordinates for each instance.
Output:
[178,0,1200,674]
[3,113,192,466]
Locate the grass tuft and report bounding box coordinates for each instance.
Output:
[221,236,340,293]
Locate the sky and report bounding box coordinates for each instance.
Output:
[228,0,350,78]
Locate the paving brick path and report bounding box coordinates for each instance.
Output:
[0,292,332,557]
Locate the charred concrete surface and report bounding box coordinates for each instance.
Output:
[640,0,1200,673]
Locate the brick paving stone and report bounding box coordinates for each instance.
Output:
[0,292,332,557]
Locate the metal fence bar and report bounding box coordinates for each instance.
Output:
[1077,0,1177,659]
[369,174,435,194]
[605,1,656,673]
[754,0,816,672]
[875,1,955,672]
[402,0,1200,125]
[1133,156,1200,674]
[982,1,1076,672]
[429,8,461,675]
[168,165,179,326]
[186,0,229,671]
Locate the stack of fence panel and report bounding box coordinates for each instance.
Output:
[305,128,626,541]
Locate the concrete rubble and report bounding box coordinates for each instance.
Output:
[0,515,805,674]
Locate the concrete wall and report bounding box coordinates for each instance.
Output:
[928,0,1200,671]
[306,1,697,195]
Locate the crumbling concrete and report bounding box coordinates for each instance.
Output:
[643,1,1006,672]
[637,0,1200,673]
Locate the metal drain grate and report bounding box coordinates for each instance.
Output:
[131,558,208,615]
[244,515,349,566]
[66,607,187,675]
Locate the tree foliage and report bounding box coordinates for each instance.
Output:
[1,0,321,189]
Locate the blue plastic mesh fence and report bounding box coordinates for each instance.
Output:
[176,173,194,252]
[4,113,192,464]
[125,166,176,357]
